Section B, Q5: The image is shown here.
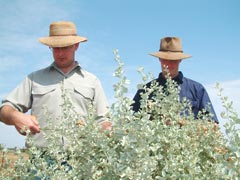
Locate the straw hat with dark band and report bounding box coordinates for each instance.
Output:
[150,37,191,60]
[39,21,87,47]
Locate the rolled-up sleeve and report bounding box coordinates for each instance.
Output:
[1,76,32,113]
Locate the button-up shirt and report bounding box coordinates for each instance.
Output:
[132,71,218,123]
[1,62,109,147]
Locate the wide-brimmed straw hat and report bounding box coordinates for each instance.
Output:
[38,21,87,47]
[150,37,191,60]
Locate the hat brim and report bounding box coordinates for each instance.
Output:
[150,51,191,60]
[38,36,87,47]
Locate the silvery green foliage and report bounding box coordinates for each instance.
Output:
[0,51,240,179]
[216,83,240,178]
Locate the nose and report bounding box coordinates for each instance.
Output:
[52,48,65,56]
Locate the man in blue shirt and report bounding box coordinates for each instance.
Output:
[132,37,218,123]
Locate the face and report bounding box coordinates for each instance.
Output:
[159,59,181,78]
[51,43,79,73]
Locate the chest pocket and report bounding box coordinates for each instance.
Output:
[32,86,57,96]
[31,85,58,109]
[74,86,94,101]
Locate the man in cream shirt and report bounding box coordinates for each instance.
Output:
[0,21,111,147]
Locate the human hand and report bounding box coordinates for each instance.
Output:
[101,121,112,131]
[14,113,40,136]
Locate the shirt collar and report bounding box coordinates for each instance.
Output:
[158,71,183,85]
[50,61,82,74]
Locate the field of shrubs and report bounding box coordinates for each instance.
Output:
[0,50,239,179]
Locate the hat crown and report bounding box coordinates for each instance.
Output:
[149,36,191,60]
[160,37,183,52]
[49,21,77,36]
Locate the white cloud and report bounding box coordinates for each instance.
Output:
[0,123,25,148]
[0,56,23,72]
[206,79,240,134]
[0,1,71,28]
[206,80,240,114]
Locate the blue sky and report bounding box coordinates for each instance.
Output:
[0,0,240,148]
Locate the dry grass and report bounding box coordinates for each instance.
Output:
[0,150,29,177]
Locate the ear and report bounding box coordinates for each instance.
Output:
[74,43,80,50]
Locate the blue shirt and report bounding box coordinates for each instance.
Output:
[132,71,218,123]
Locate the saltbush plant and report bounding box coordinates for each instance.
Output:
[0,50,239,179]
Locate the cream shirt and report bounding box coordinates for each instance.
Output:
[1,62,109,147]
